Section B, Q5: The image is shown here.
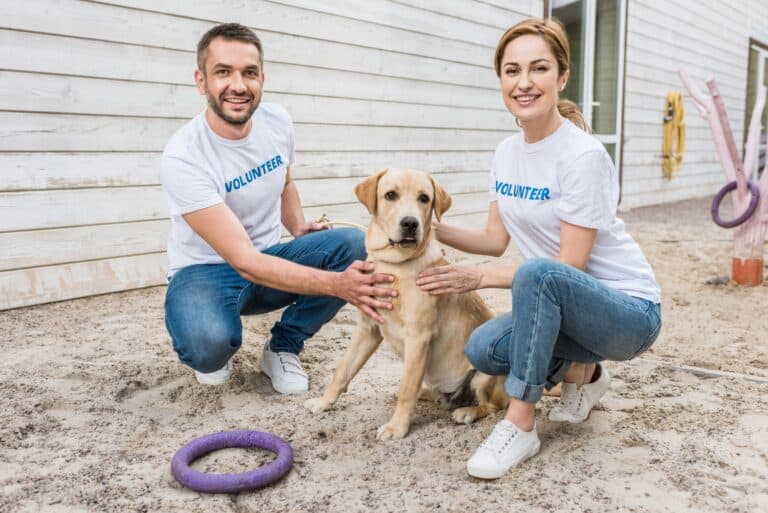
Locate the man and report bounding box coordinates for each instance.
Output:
[161,23,395,395]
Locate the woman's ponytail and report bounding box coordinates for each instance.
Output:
[557,99,591,133]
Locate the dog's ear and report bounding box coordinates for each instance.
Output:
[429,176,452,221]
[355,169,388,215]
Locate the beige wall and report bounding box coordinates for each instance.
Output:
[0,0,542,310]
[621,0,768,208]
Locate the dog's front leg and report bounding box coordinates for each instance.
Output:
[305,319,382,414]
[377,330,433,441]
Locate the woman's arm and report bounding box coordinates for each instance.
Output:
[418,219,598,295]
[556,220,598,270]
[434,202,510,257]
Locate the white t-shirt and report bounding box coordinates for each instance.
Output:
[489,120,660,303]
[161,103,295,277]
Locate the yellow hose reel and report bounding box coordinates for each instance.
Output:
[662,91,686,179]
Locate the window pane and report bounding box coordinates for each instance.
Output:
[553,0,584,111]
[592,0,620,135]
[602,142,616,164]
[745,48,768,178]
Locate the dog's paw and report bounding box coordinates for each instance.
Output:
[376,421,409,441]
[304,397,333,414]
[452,406,480,425]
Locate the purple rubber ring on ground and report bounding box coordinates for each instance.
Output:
[171,430,293,493]
[711,180,761,228]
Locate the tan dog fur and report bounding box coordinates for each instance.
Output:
[305,168,509,440]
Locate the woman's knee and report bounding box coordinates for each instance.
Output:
[513,258,560,287]
[464,323,509,375]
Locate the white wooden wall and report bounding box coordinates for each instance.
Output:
[0,0,541,310]
[621,0,768,208]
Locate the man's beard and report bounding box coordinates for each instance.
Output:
[206,92,259,126]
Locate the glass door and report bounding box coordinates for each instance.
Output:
[745,43,768,180]
[552,0,626,170]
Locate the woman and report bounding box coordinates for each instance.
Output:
[416,18,661,480]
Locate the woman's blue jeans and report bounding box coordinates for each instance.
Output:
[164,228,365,373]
[464,258,662,403]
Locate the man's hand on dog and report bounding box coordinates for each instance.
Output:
[335,260,397,323]
[417,264,482,295]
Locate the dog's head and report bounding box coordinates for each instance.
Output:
[355,168,451,261]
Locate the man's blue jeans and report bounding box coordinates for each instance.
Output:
[164,228,365,373]
[464,258,662,403]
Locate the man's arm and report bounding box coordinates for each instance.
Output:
[183,203,395,322]
[280,168,326,237]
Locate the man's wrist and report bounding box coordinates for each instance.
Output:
[320,270,338,297]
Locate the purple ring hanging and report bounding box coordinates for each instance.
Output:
[171,430,293,493]
[710,180,761,228]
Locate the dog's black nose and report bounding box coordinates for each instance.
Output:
[399,216,419,234]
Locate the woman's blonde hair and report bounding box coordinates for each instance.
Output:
[494,18,590,133]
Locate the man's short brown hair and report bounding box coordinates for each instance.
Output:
[196,23,263,72]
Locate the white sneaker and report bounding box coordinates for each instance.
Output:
[194,357,233,385]
[549,364,610,423]
[259,344,309,395]
[466,419,541,479]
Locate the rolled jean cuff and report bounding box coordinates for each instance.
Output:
[504,374,545,403]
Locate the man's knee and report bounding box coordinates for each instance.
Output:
[338,228,366,261]
[325,228,366,268]
[168,318,241,372]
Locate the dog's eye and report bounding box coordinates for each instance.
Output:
[384,191,398,201]
[418,194,430,204]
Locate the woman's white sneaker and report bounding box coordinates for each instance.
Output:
[259,345,309,395]
[466,419,541,479]
[549,364,610,423]
[194,357,233,385]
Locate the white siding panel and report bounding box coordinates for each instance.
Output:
[0,153,161,191]
[0,30,502,109]
[0,28,496,91]
[0,113,506,152]
[0,221,169,272]
[0,253,167,311]
[0,71,514,130]
[1,188,168,232]
[391,0,526,29]
[263,0,503,46]
[0,151,492,193]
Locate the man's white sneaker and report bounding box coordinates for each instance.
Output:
[466,419,540,479]
[259,345,309,395]
[549,364,610,423]
[194,357,233,385]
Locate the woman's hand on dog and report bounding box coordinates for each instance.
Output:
[335,260,397,323]
[416,264,482,295]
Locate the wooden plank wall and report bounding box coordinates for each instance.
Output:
[621,0,768,208]
[0,0,540,310]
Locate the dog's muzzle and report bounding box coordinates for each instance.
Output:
[395,216,419,246]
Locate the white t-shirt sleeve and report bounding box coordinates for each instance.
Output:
[488,153,499,202]
[555,149,614,230]
[287,116,296,167]
[160,152,223,216]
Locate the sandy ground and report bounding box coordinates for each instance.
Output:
[1,196,767,513]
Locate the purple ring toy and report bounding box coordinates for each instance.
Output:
[171,430,293,493]
[711,180,761,228]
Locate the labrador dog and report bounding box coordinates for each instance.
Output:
[305,168,509,441]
